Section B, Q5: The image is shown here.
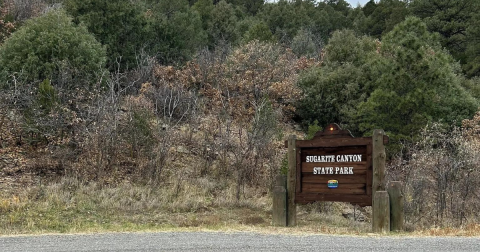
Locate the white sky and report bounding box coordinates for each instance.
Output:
[347,0,371,7]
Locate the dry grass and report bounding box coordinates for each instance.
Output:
[0,176,263,235]
[0,175,373,236]
[2,176,480,237]
[411,224,480,237]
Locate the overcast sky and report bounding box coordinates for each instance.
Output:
[346,0,371,7]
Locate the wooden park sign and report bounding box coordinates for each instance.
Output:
[274,124,402,232]
[287,123,388,207]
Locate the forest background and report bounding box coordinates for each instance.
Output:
[1,0,480,235]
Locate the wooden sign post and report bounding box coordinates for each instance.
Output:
[272,175,287,226]
[278,123,394,232]
[388,181,404,231]
[372,129,388,232]
[287,135,297,226]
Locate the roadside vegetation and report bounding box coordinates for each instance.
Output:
[1,0,480,235]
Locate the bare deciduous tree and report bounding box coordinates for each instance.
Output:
[388,121,480,229]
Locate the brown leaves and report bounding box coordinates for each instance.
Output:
[462,110,480,133]
[1,0,49,43]
[147,41,322,125]
[461,109,480,147]
[153,64,197,89]
[193,41,320,124]
[0,6,15,43]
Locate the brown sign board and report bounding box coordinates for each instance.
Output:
[291,123,388,206]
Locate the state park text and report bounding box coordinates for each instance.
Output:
[306,154,362,175]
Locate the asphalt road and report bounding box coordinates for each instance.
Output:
[1,232,479,252]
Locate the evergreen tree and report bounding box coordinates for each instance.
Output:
[148,0,207,64]
[208,0,239,46]
[463,5,480,77]
[64,0,147,70]
[259,0,352,44]
[411,0,478,69]
[357,17,477,141]
[363,0,410,38]
[296,30,377,129]
[227,0,264,15]
[192,0,215,32]
[362,0,376,17]
[242,19,275,43]
[0,9,106,87]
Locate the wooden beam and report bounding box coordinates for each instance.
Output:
[373,129,386,192]
[373,191,390,233]
[296,147,302,193]
[272,175,287,226]
[366,144,373,199]
[287,135,297,226]
[372,129,387,232]
[388,181,404,232]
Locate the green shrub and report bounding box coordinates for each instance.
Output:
[291,29,319,58]
[0,9,106,87]
[38,79,57,111]
[64,0,146,70]
[306,120,322,140]
[357,17,478,140]
[242,20,275,44]
[147,0,207,64]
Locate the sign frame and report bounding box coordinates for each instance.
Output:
[291,123,388,206]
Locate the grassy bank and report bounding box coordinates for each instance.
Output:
[2,176,480,236]
[0,176,372,235]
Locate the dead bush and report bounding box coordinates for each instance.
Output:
[0,2,15,44]
[388,120,480,229]
[2,0,46,22]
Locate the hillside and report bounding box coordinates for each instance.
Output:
[1,0,480,234]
